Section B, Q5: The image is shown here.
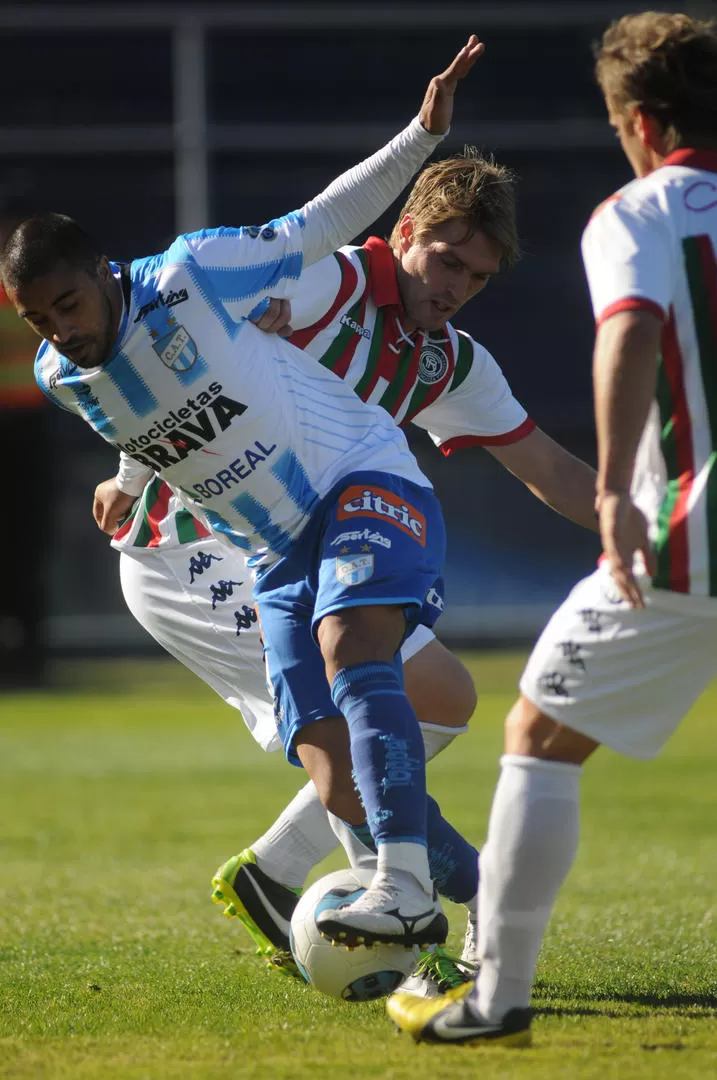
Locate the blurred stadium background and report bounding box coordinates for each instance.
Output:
[2,0,712,676]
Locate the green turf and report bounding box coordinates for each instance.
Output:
[1,652,716,1078]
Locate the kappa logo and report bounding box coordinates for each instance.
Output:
[338,486,426,546]
[340,313,371,340]
[418,343,449,385]
[426,586,444,612]
[244,225,278,241]
[134,287,189,324]
[336,553,374,586]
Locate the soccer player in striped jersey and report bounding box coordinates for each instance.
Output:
[94,150,599,990]
[388,10,717,1044]
[4,36,508,961]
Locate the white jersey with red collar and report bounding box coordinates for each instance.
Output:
[582,147,717,599]
[288,236,532,452]
[36,216,428,567]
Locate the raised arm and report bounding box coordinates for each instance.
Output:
[299,36,484,266]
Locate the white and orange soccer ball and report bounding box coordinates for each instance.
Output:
[289,868,416,1002]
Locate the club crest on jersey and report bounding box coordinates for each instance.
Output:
[338,486,426,547]
[336,553,374,586]
[152,325,200,372]
[418,344,449,385]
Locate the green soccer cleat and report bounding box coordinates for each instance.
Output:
[397,945,476,999]
[212,849,302,978]
[386,990,533,1047]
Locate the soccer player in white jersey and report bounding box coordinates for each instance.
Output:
[93,149,600,990]
[388,10,717,1044]
[2,38,502,952]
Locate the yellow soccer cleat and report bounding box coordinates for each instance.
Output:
[212,848,302,978]
[386,990,532,1047]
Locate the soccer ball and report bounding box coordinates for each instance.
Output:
[289,867,416,1002]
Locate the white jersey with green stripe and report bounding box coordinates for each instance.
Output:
[113,235,531,553]
[582,148,717,600]
[288,236,530,450]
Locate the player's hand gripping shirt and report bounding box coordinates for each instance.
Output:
[112,235,532,552]
[36,218,428,566]
[582,148,717,598]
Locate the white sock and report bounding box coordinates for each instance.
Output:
[473,754,581,1022]
[251,781,338,889]
[327,814,377,870]
[377,841,433,895]
[419,721,468,761]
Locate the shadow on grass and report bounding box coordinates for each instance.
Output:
[536,990,717,1018]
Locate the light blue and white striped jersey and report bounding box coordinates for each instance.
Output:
[35,213,428,566]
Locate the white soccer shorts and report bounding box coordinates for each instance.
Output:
[118,539,435,753]
[521,564,717,759]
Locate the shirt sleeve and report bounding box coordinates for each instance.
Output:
[581,191,675,326]
[178,116,443,323]
[116,452,155,497]
[33,342,75,414]
[286,255,345,331]
[410,332,534,455]
[180,212,306,323]
[298,117,444,267]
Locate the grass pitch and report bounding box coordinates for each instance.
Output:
[1,652,716,1079]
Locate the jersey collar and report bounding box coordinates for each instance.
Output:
[363,235,403,310]
[361,234,449,347]
[662,148,717,174]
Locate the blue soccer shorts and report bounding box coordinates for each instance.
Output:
[253,470,446,764]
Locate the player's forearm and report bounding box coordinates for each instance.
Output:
[489,427,598,531]
[594,311,661,496]
[116,451,154,496]
[526,455,598,532]
[300,118,445,266]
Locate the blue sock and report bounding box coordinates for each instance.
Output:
[331,661,427,847]
[347,802,479,904]
[426,796,479,904]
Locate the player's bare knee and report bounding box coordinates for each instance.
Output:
[504,695,557,755]
[403,643,476,727]
[442,660,477,725]
[504,695,598,763]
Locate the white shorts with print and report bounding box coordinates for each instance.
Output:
[119,538,435,754]
[520,564,717,759]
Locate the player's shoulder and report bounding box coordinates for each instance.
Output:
[181,212,306,254]
[34,337,57,375]
[587,177,642,223]
[442,322,497,388]
[583,173,670,248]
[445,321,490,362]
[34,339,65,399]
[335,242,367,268]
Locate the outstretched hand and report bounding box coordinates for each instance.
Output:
[419,35,485,135]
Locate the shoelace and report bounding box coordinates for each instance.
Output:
[415,946,477,990]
